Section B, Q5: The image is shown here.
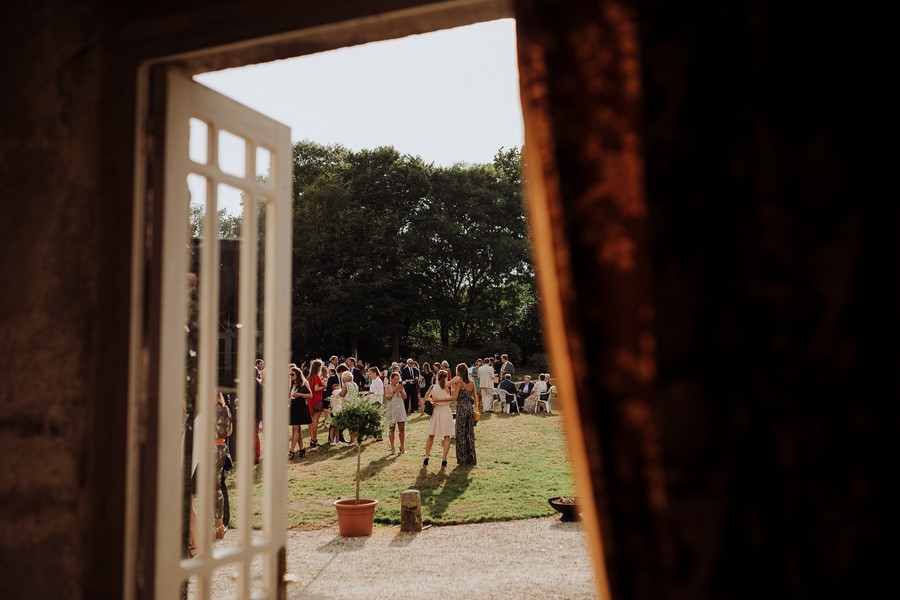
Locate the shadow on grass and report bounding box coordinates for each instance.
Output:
[291,442,399,482]
[413,463,474,522]
[284,438,385,467]
[358,452,400,480]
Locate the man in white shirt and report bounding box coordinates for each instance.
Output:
[366,366,385,404]
[478,357,496,412]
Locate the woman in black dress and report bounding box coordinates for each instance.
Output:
[419,362,433,413]
[449,363,478,465]
[289,366,312,459]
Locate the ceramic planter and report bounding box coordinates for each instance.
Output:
[334,498,378,536]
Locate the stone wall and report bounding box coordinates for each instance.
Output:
[0,2,118,597]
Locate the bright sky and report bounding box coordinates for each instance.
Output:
[195,18,524,169]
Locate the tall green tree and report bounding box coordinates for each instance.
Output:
[410,147,531,348]
[290,142,432,360]
[289,140,541,363]
[345,147,431,358]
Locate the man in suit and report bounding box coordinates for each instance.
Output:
[326,364,343,396]
[345,356,365,389]
[500,353,515,379]
[401,358,420,414]
[498,373,518,412]
[516,375,534,410]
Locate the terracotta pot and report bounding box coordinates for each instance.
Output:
[334,498,378,536]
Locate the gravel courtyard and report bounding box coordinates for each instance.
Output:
[205,516,600,599]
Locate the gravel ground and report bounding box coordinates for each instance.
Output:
[204,516,599,599]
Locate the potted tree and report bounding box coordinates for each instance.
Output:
[329,396,385,536]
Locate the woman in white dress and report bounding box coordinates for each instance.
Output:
[422,370,454,468]
[383,371,408,454]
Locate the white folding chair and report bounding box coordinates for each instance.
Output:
[489,389,503,413]
[535,388,552,413]
[496,388,518,414]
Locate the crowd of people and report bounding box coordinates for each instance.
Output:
[187,353,556,557]
[254,353,556,465]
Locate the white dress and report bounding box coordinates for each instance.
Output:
[384,386,408,425]
[426,383,454,437]
[368,377,384,404]
[329,389,343,415]
[524,380,548,412]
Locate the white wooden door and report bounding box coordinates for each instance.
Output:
[156,70,292,599]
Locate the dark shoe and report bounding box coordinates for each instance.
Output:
[288,451,294,460]
[441,459,448,468]
[423,457,429,466]
[309,440,318,448]
[298,448,306,458]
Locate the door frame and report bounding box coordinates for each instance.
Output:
[125,2,606,598]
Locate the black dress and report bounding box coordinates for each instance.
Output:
[421,372,434,398]
[290,383,312,426]
[455,387,477,465]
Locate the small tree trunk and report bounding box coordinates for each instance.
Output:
[355,442,361,503]
[391,325,400,362]
[458,320,469,348]
[400,489,423,532]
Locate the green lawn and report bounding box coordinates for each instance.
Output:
[230,406,575,529]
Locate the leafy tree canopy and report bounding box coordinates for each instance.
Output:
[286,140,542,363]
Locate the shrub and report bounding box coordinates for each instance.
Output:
[526,352,549,373]
[329,397,385,502]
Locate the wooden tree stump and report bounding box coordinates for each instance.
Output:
[400,489,422,532]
